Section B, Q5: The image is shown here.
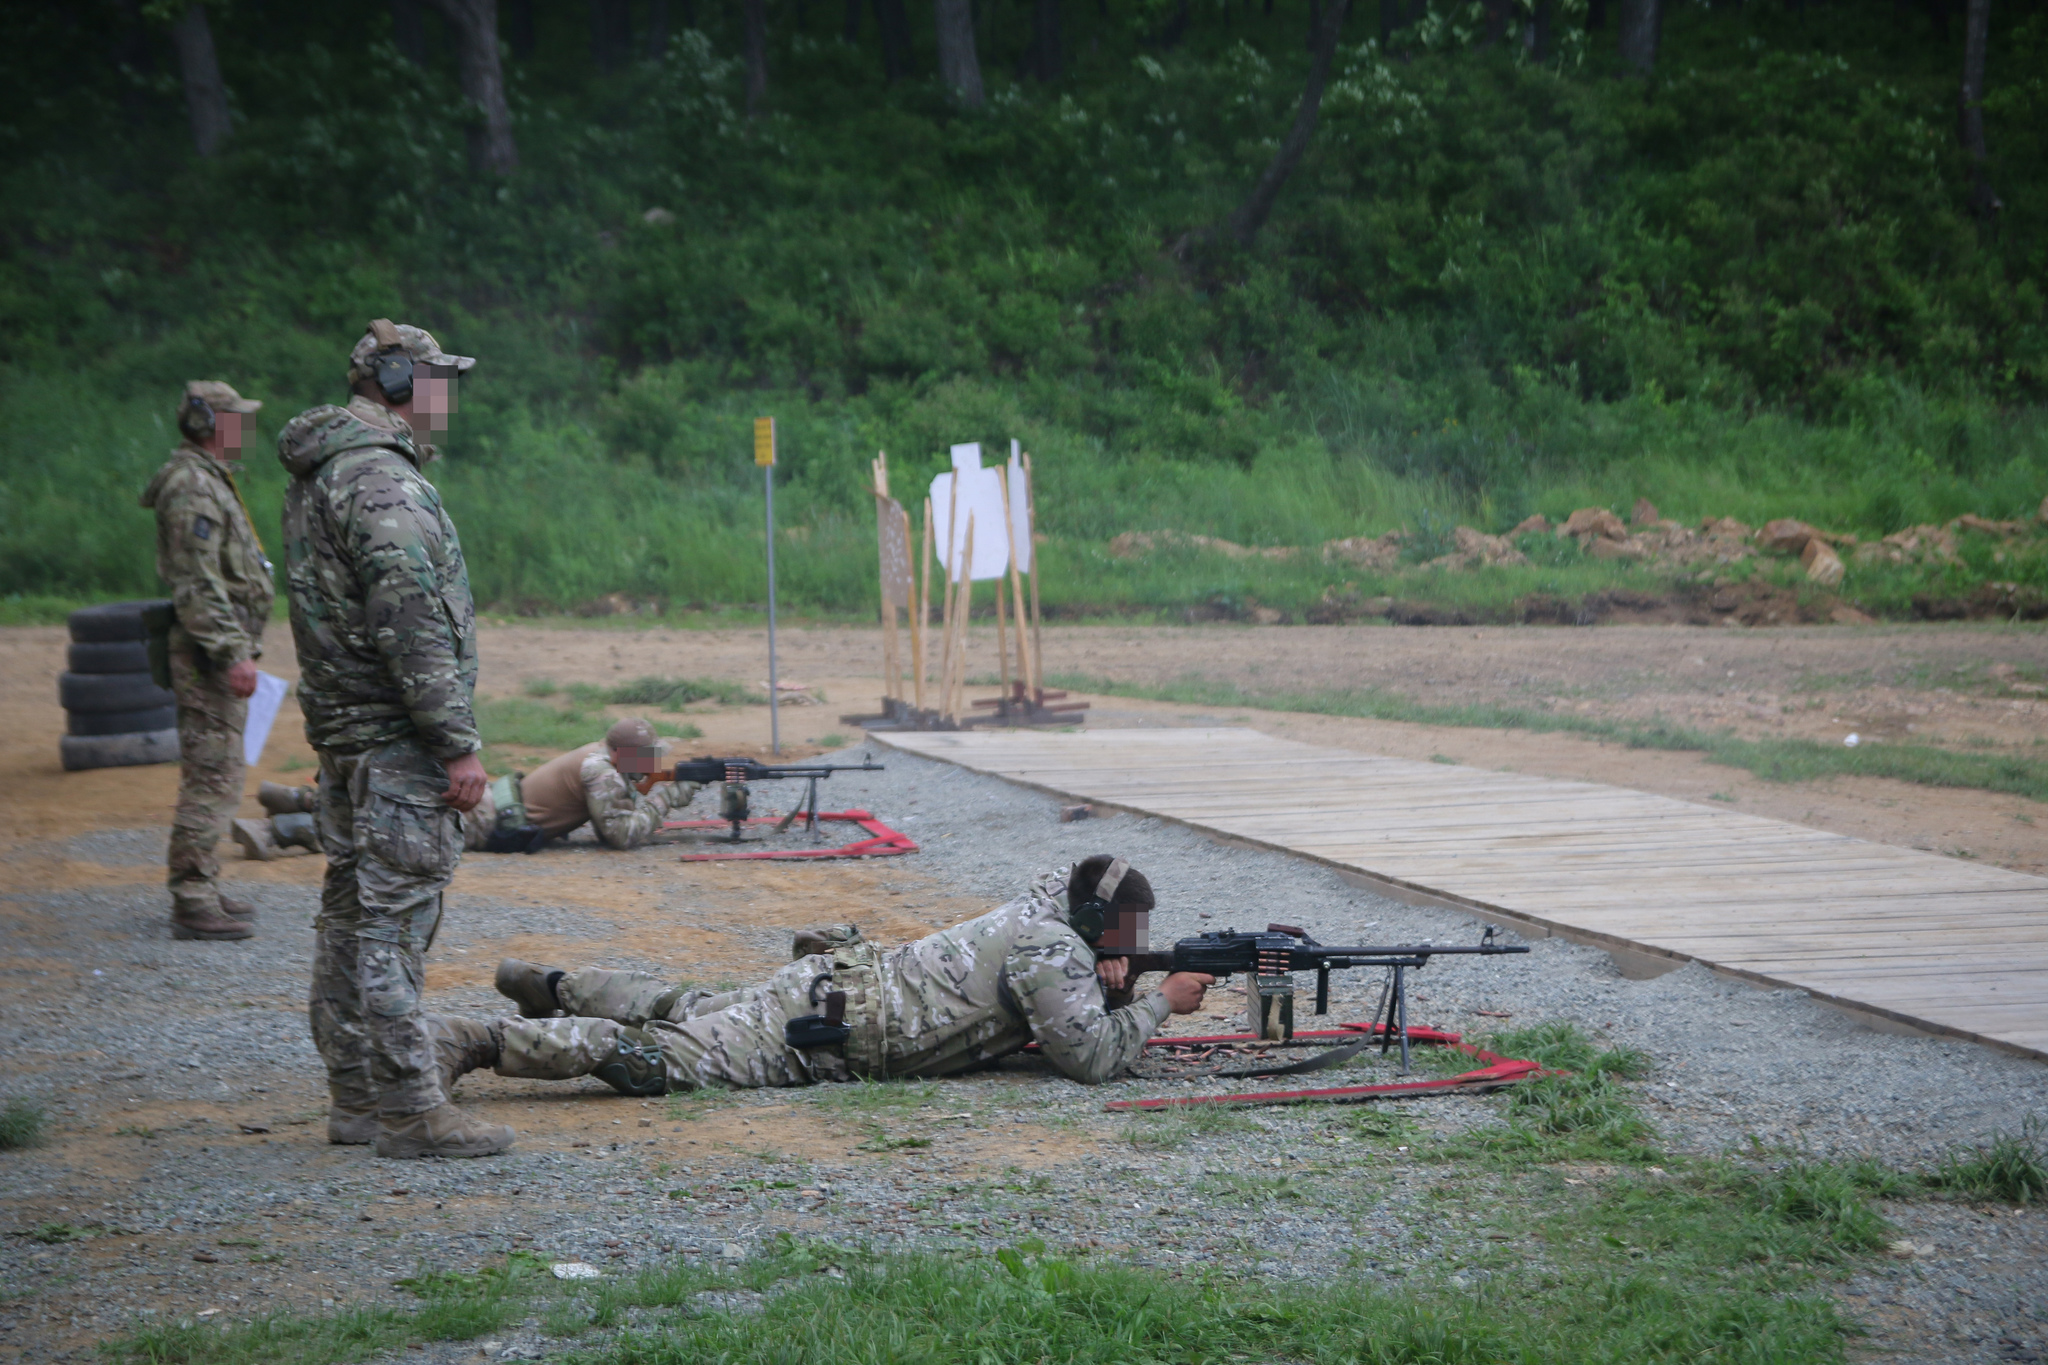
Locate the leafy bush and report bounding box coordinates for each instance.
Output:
[0,3,2043,615]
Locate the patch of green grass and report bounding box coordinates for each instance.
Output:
[1746,1162,1898,1254]
[607,676,767,709]
[1120,1104,1261,1150]
[1486,1021,1650,1079]
[1442,1023,1659,1163]
[1052,672,2048,802]
[652,720,704,741]
[0,1097,46,1149]
[856,1126,934,1152]
[1346,1107,1424,1144]
[0,594,85,626]
[97,1179,1910,1365]
[1932,1118,2048,1205]
[522,678,561,698]
[277,754,313,773]
[113,1123,155,1139]
[477,696,609,753]
[807,1079,941,1115]
[663,1088,734,1123]
[816,733,848,749]
[106,1251,543,1365]
[23,1222,87,1244]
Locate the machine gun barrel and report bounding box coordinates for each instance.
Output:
[1117,930,1527,981]
[1112,923,1528,1068]
[669,756,884,785]
[667,755,884,842]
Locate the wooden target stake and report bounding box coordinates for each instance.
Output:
[915,498,933,713]
[1023,452,1044,698]
[999,470,1033,704]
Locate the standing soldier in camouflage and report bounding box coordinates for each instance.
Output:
[434,857,1214,1096]
[141,381,273,942]
[277,319,511,1160]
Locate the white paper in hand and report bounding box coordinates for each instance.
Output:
[243,671,289,767]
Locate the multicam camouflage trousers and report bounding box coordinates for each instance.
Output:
[310,738,462,1117]
[166,637,246,917]
[496,960,855,1091]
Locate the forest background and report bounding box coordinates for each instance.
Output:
[1,0,2043,624]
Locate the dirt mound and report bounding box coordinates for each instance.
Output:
[1911,583,2048,621]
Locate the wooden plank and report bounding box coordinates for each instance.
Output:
[876,729,2048,1062]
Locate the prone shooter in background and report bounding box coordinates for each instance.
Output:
[235,716,702,859]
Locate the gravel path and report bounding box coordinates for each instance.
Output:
[1,741,2041,1364]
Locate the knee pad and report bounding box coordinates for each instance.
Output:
[592,1026,668,1097]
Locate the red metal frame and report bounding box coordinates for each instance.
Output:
[1101,1020,1544,1110]
[662,809,918,862]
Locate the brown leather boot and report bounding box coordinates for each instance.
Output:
[424,1016,502,1098]
[374,1103,514,1159]
[257,781,317,815]
[231,818,279,862]
[218,894,258,922]
[170,902,254,941]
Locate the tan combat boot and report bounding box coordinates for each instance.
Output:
[232,818,280,862]
[258,781,317,815]
[493,958,565,1017]
[217,893,258,923]
[425,1016,502,1099]
[374,1103,514,1159]
[170,902,254,941]
[328,1105,378,1144]
[272,812,320,853]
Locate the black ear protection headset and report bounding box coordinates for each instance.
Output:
[1068,857,1130,945]
[181,393,217,444]
[366,318,415,405]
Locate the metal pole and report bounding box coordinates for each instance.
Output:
[765,460,779,757]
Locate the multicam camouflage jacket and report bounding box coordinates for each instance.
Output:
[865,866,1173,1084]
[139,444,274,667]
[578,749,700,849]
[276,396,479,758]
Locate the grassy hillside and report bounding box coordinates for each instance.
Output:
[2,0,2044,622]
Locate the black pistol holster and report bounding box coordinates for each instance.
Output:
[784,973,851,1050]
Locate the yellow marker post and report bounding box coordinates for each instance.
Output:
[756,417,779,755]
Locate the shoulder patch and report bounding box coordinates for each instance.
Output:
[192,514,215,541]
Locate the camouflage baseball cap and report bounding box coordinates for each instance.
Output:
[346,318,477,384]
[182,380,262,415]
[605,717,659,750]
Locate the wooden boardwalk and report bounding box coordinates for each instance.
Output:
[878,728,2048,1062]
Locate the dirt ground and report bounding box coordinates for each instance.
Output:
[471,617,2048,874]
[1,617,2043,1363]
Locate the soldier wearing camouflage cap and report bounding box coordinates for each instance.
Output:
[237,716,703,860]
[425,858,1215,1101]
[457,716,704,855]
[140,381,273,942]
[276,319,510,1161]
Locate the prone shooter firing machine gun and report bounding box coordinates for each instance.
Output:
[1120,924,1529,1072]
[669,755,885,842]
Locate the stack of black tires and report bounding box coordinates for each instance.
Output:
[60,600,180,772]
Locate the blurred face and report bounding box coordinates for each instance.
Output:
[405,363,458,433]
[202,410,246,462]
[611,744,665,776]
[1100,903,1150,954]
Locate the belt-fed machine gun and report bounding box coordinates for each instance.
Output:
[669,755,885,842]
[1115,924,1529,1070]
